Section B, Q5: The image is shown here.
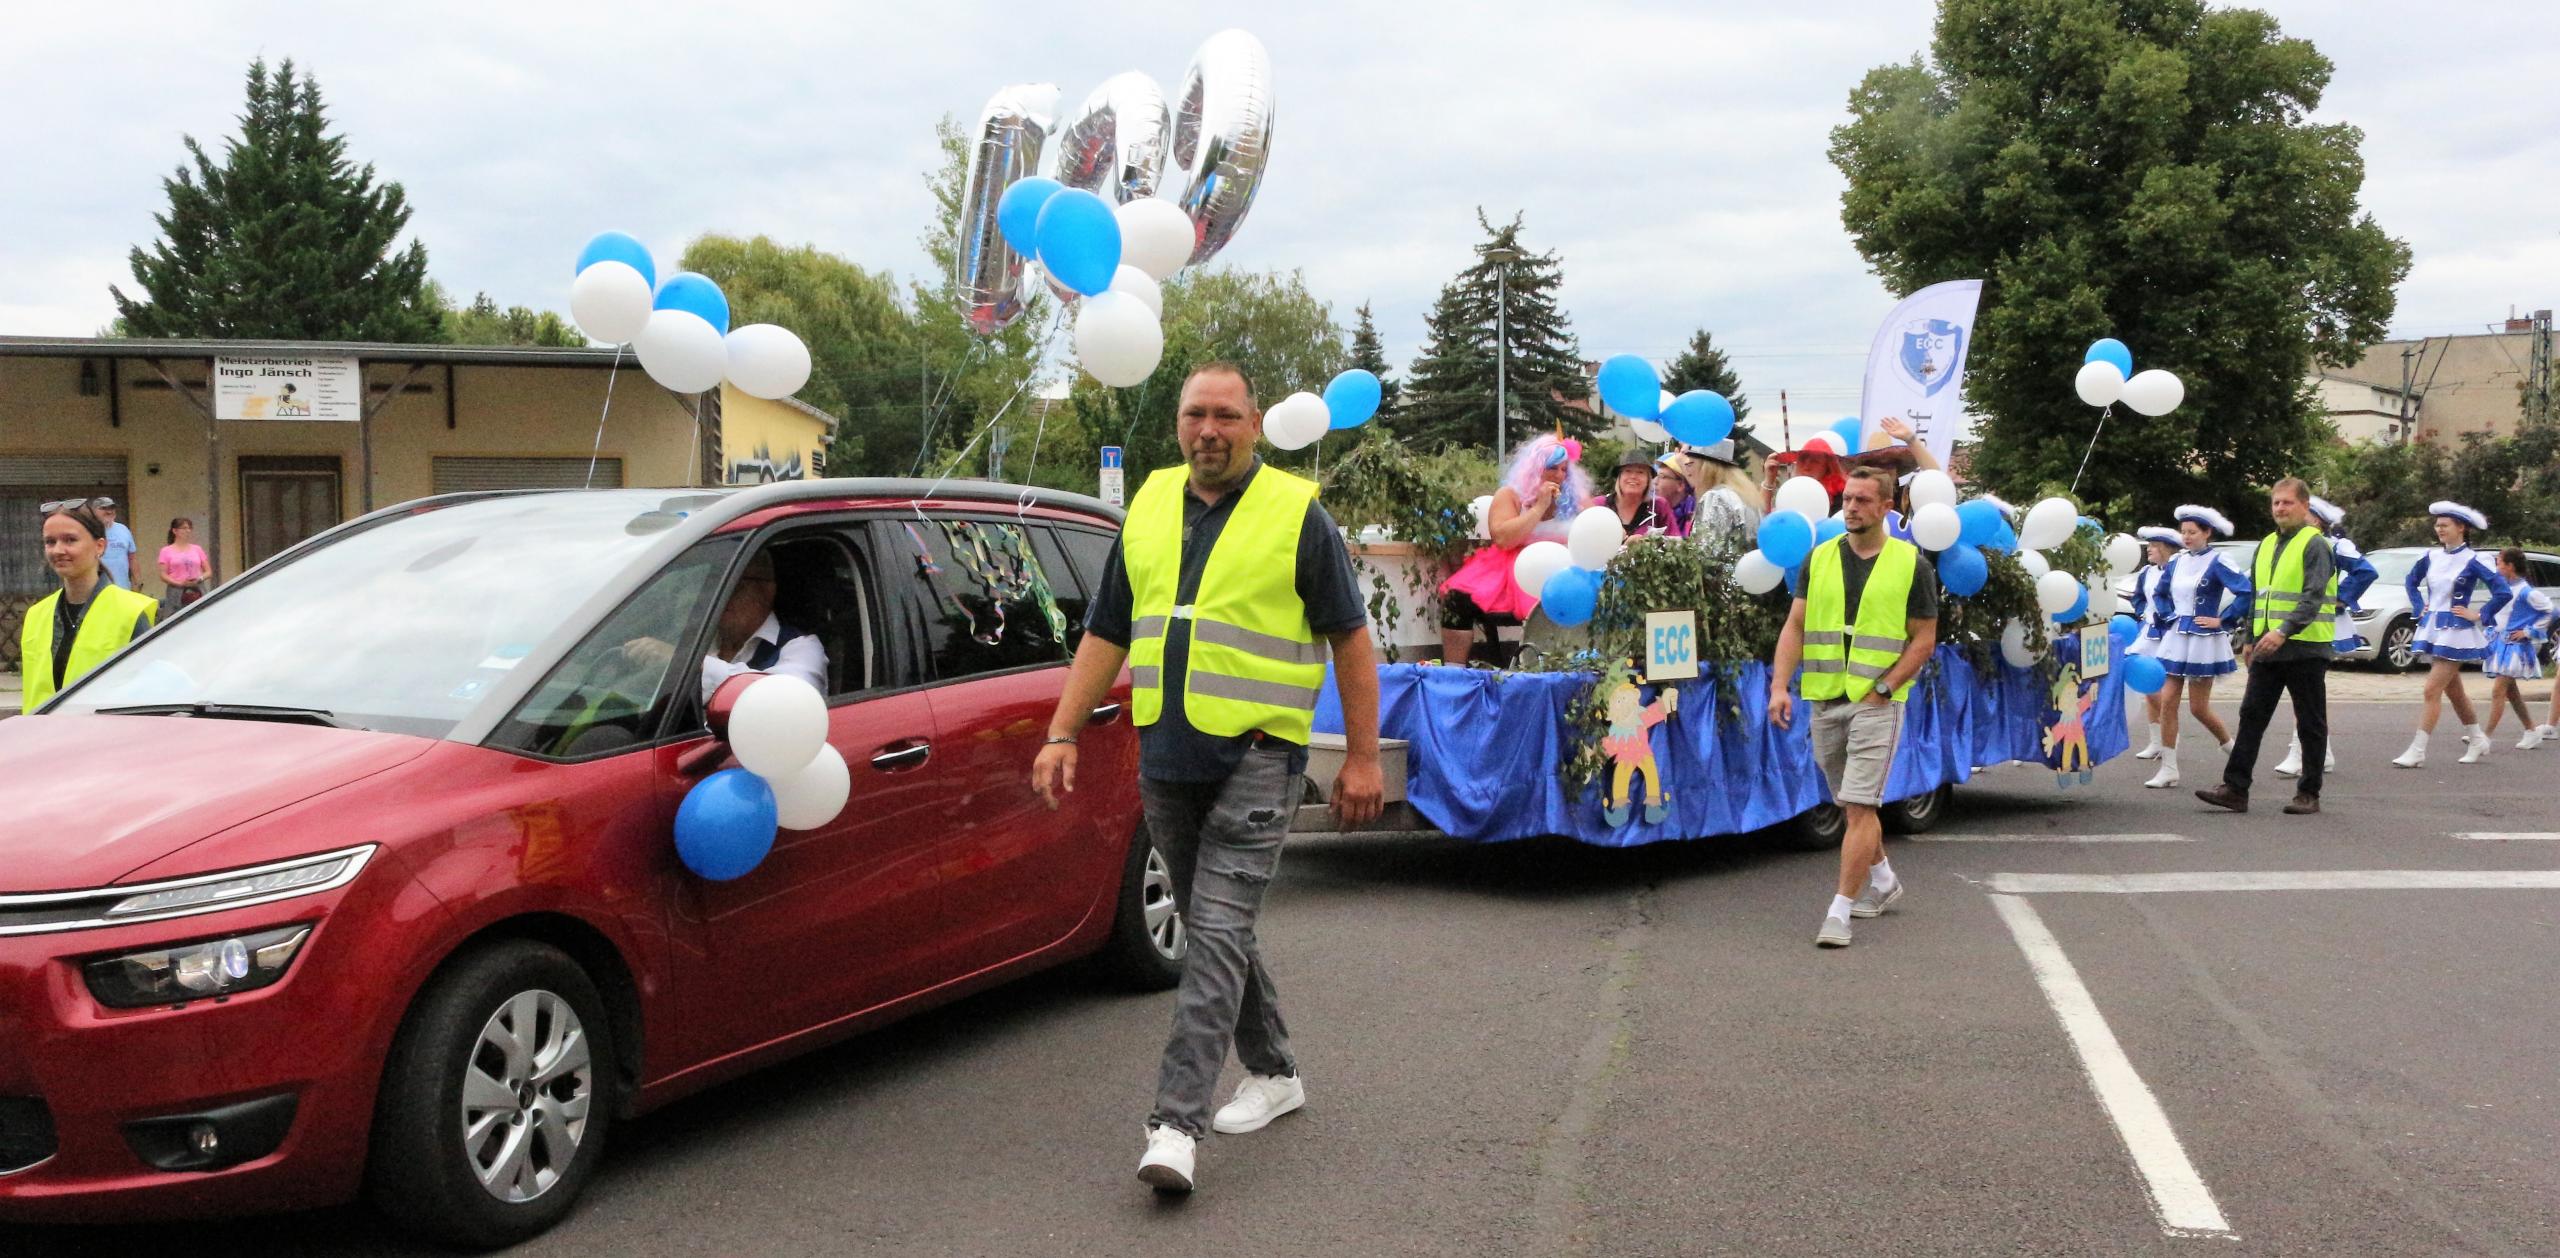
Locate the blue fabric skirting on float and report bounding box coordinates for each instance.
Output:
[1312,642,2129,848]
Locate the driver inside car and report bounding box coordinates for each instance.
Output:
[620,548,829,704]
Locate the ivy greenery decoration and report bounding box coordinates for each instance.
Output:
[1319,434,1488,661]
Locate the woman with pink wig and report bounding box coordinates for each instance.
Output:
[1437,433,1592,664]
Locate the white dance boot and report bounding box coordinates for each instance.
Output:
[2143,746,2180,789]
[2459,724,2491,765]
[2275,737,2302,778]
[2134,722,2164,760]
[2392,732,2427,768]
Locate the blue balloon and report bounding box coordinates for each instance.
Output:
[997,176,1062,256]
[1541,567,1599,627]
[2057,586,2090,624]
[1758,511,1816,569]
[1937,543,1988,597]
[2109,613,2142,644]
[1596,355,1661,420]
[1661,390,1736,445]
[576,231,656,290]
[2085,338,2134,378]
[1831,417,1864,455]
[2122,654,2167,695]
[653,271,730,335]
[1324,369,1383,430]
[1955,499,2005,547]
[1982,518,2019,555]
[1034,188,1122,297]
[674,768,778,881]
[1815,516,1848,545]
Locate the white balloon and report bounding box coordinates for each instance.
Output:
[1073,291,1164,388]
[1735,549,1785,595]
[1108,265,1162,318]
[772,743,851,831]
[2020,497,2078,551]
[1909,502,1961,551]
[1907,469,1959,511]
[1630,418,1672,443]
[2017,549,2051,581]
[1116,197,1197,282]
[634,309,728,393]
[2121,369,2185,417]
[723,324,812,400]
[2087,584,2119,620]
[570,260,653,345]
[728,674,829,778]
[1567,506,1625,571]
[2035,569,2084,615]
[1774,475,1831,522]
[2073,360,2126,408]
[1467,494,1494,538]
[1999,620,2040,669]
[2104,532,2142,577]
[1513,541,1574,600]
[1264,391,1331,451]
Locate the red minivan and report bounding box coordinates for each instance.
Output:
[0,481,1184,1247]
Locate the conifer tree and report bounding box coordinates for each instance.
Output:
[1399,211,1590,454]
[1662,328,1754,438]
[113,58,439,341]
[1348,302,1401,415]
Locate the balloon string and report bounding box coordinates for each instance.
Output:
[584,345,625,489]
[2069,406,2110,497]
[908,303,1069,546]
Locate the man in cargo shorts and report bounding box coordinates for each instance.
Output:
[1768,466,1938,949]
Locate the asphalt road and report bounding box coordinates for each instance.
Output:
[15,693,2559,1256]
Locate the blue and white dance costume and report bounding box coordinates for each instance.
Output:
[2307,496,2379,655]
[2485,580,2553,680]
[2403,545,2511,664]
[2127,526,2182,660]
[2148,539,2251,678]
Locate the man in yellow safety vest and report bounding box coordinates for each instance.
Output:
[2197,476,2335,815]
[1034,361,1383,1196]
[1770,466,1939,949]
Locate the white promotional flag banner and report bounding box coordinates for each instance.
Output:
[1857,279,1984,468]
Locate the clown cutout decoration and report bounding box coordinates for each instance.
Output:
[1598,659,1678,826]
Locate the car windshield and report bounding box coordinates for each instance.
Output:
[53,492,722,738]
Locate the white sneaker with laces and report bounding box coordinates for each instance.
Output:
[1138,1125,1196,1193]
[1213,1074,1306,1135]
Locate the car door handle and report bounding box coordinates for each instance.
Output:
[870,740,932,772]
[1089,702,1123,724]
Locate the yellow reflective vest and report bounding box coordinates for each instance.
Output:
[1799,535,1920,703]
[1123,464,1327,743]
[2251,527,2337,643]
[20,583,159,713]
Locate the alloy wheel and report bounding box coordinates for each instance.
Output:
[460,989,594,1205]
[1141,845,1187,962]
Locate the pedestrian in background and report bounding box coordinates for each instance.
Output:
[2391,502,2509,767]
[95,495,140,593]
[2127,526,2180,760]
[2141,506,2250,789]
[2197,478,2332,816]
[2481,547,2551,749]
[22,500,158,713]
[156,517,211,615]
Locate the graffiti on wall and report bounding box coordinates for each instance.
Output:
[727,442,808,485]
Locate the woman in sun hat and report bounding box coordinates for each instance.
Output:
[2126,526,2182,760]
[2139,505,2250,789]
[2391,502,2511,766]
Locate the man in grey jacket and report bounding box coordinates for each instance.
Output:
[2197,477,2334,815]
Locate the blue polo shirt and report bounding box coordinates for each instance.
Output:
[101,522,138,590]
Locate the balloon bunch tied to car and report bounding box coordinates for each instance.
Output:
[674,674,851,881]
[570,231,813,400]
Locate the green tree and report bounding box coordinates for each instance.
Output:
[1067,268,1350,481]
[113,58,440,341]
[1348,302,1401,414]
[1828,1,2408,522]
[1399,211,1592,454]
[1661,328,1755,438]
[434,285,583,347]
[678,234,922,472]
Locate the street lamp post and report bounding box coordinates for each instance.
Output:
[1485,245,1523,456]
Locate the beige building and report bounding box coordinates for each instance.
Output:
[2316,316,2553,445]
[1,336,834,673]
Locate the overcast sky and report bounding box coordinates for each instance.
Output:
[5,2,2553,427]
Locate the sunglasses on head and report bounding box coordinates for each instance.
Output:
[40,498,98,514]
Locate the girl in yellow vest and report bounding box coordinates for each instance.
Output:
[21,501,159,713]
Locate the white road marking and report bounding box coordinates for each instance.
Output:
[1987,870,2560,894]
[1913,832,2190,844]
[2452,832,2560,842]
[1990,895,2233,1239]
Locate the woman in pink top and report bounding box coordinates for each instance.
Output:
[157,517,211,614]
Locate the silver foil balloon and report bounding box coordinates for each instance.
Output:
[1055,72,1172,204]
[1172,29,1276,266]
[954,82,1059,337]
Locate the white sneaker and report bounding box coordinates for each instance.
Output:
[1138,1125,1196,1193]
[1815,914,1853,948]
[1212,1074,1306,1135]
[2143,748,2179,789]
[2520,729,2545,751]
[2274,740,2302,778]
[2459,734,2490,765]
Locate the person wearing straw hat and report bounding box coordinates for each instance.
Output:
[2196,477,2333,815]
[2140,505,2250,788]
[2391,501,2510,767]
[2127,526,2181,760]
[2274,495,2374,778]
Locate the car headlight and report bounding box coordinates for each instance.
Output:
[104,851,365,920]
[82,925,313,1009]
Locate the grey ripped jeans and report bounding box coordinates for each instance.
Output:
[1141,745,1301,1139]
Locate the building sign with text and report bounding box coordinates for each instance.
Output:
[215,355,362,421]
